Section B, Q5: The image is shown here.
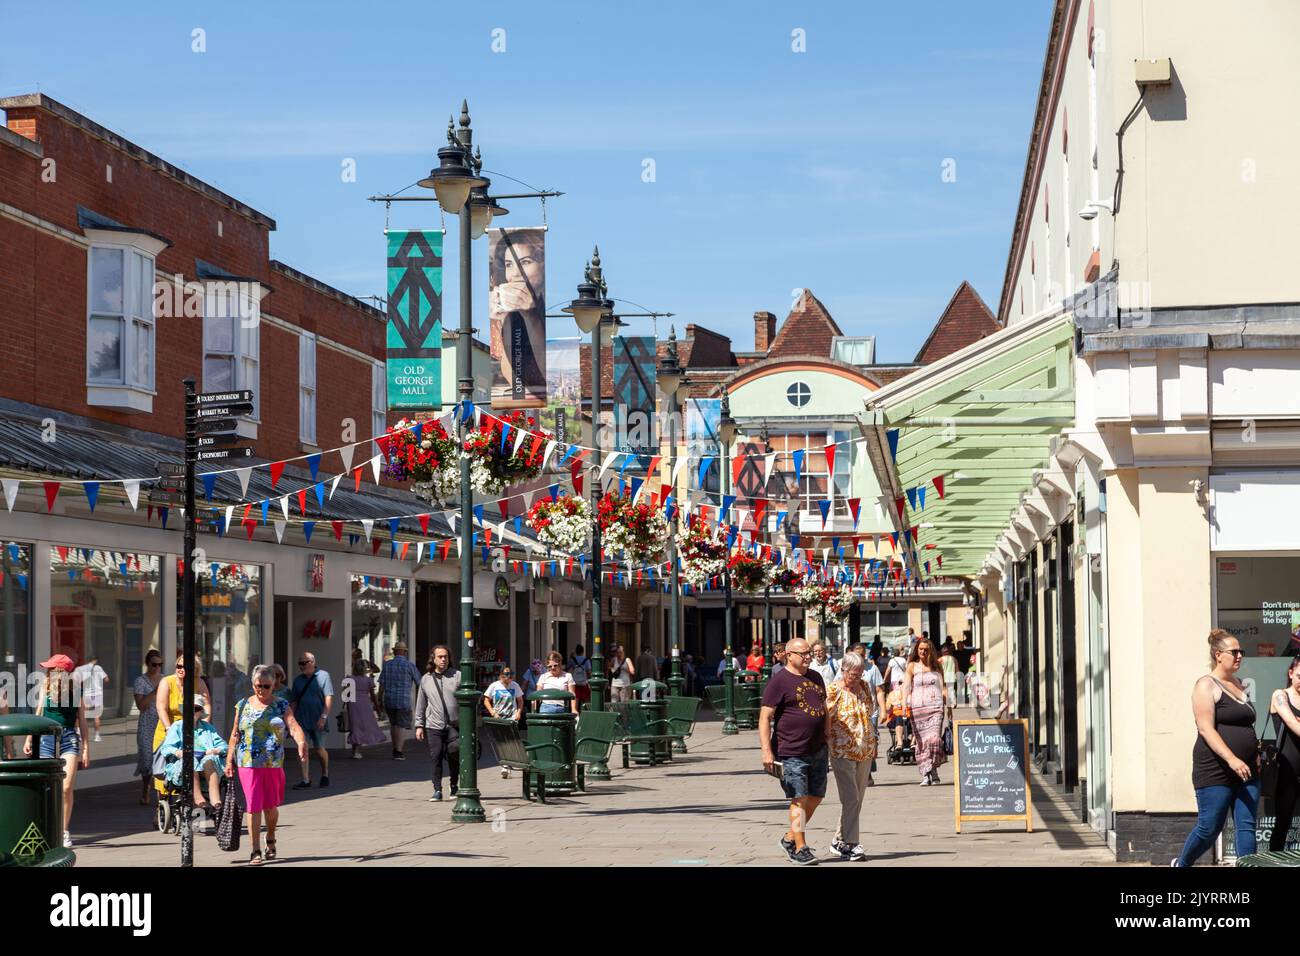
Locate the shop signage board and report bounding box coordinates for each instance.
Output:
[196,417,238,434]
[197,390,254,406]
[953,718,1032,833]
[197,447,254,462]
[196,402,254,419]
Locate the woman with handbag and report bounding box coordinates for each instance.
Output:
[1267,655,1300,850]
[224,665,308,865]
[415,645,461,802]
[1173,630,1260,866]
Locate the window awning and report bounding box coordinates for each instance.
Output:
[862,308,1075,577]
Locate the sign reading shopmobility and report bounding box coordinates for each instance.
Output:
[197,447,254,462]
[386,229,443,411]
[953,719,1032,833]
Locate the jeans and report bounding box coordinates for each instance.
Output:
[425,727,459,794]
[1176,779,1260,865]
[780,747,829,800]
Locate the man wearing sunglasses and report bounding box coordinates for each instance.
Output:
[288,652,334,790]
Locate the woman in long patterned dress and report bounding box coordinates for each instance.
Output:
[132,650,164,805]
[903,639,953,786]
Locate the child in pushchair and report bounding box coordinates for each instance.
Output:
[154,701,229,835]
[883,688,916,765]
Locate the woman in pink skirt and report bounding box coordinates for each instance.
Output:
[902,639,953,786]
[225,664,307,865]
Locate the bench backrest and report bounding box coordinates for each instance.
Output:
[482,717,528,767]
[575,709,620,763]
[666,696,702,736]
[704,684,727,712]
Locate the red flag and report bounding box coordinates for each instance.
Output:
[731,454,745,488]
[484,527,493,547]
[847,497,861,525]
[400,542,410,560]
[57,545,69,563]
[296,489,308,515]
[332,521,344,541]
[646,455,662,480]
[933,474,945,499]
[270,462,285,489]
[371,538,382,556]
[43,481,60,512]
[937,555,943,568]
[571,458,584,497]
[498,498,510,518]
[528,434,544,462]
[439,540,452,562]
[148,505,154,522]
[824,443,836,477]
[353,467,363,492]
[751,498,767,532]
[244,520,256,540]
[895,496,906,522]
[376,434,392,458]
[418,513,430,535]
[242,503,252,523]
[910,525,919,543]
[565,556,574,576]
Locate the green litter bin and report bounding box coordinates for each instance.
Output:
[631,680,671,763]
[526,690,578,795]
[0,715,76,867]
[735,670,761,730]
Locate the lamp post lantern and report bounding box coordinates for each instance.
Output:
[564,247,614,779]
[418,101,489,824]
[719,388,738,735]
[659,329,686,719]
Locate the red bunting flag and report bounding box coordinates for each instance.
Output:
[565,556,574,576]
[376,434,392,458]
[498,498,510,518]
[270,462,285,489]
[646,455,662,480]
[371,539,382,556]
[529,435,543,461]
[751,498,767,532]
[847,497,861,526]
[43,481,60,513]
[439,540,452,562]
[418,514,430,535]
[332,521,344,541]
[400,542,410,560]
[484,527,493,547]
[57,545,69,563]
[895,496,906,522]
[731,454,745,488]
[933,475,945,499]
[571,458,584,497]
[910,525,919,542]
[824,443,836,476]
[244,520,256,540]
[242,503,252,523]
[353,467,363,492]
[296,489,308,515]
[937,555,943,568]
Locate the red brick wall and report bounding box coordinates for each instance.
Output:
[1,103,389,468]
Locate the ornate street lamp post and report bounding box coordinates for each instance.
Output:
[564,248,614,779]
[719,388,738,735]
[658,329,684,702]
[418,102,491,824]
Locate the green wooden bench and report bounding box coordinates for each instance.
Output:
[574,709,621,781]
[704,684,727,714]
[481,717,582,802]
[610,700,684,767]
[665,696,702,753]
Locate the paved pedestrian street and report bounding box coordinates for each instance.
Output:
[72,709,1120,867]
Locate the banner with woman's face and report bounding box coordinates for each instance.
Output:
[488,227,547,409]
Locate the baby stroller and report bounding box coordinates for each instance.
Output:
[154,750,229,836]
[885,712,916,766]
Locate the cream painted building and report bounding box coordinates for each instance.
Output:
[866,0,1300,863]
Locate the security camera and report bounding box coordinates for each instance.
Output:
[1078,199,1114,221]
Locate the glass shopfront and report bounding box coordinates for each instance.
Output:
[0,542,33,707]
[49,546,163,763]
[351,574,407,669]
[1216,555,1300,855]
[177,562,263,736]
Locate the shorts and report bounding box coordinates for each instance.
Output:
[888,717,906,730]
[385,707,413,730]
[574,684,591,705]
[304,725,327,748]
[39,728,81,758]
[779,747,828,800]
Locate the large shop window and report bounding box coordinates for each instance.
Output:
[177,562,263,735]
[351,574,407,670]
[0,542,33,705]
[87,244,156,402]
[1216,555,1300,854]
[49,547,163,764]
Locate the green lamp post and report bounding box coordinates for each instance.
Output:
[719,388,738,736]
[659,328,685,701]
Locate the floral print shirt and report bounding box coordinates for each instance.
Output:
[826,679,878,762]
[235,696,290,769]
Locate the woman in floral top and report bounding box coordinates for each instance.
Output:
[224,664,307,865]
[823,651,881,862]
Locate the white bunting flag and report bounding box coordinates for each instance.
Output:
[524,490,538,511]
[370,455,382,485]
[279,496,290,520]
[735,508,749,531]
[763,452,777,486]
[361,519,374,541]
[122,480,140,511]
[1,478,18,512]
[416,542,425,563]
[513,429,527,457]
[339,443,355,474]
[473,406,482,428]
[273,521,287,544]
[450,513,459,533]
[671,458,687,488]
[542,439,557,470]
[873,534,881,555]
[224,505,234,532]
[599,453,620,480]
[235,467,252,499]
[329,474,342,500]
[455,537,462,559]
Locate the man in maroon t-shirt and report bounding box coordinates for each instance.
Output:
[760,637,828,865]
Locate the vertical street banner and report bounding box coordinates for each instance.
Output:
[541,336,581,443]
[385,230,443,410]
[488,227,547,408]
[686,397,720,492]
[613,335,657,457]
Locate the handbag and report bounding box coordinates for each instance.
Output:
[217,701,246,852]
[942,722,954,756]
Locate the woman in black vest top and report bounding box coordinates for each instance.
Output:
[1268,656,1300,851]
[1174,630,1260,866]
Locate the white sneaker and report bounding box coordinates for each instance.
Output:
[352,751,363,760]
[920,776,932,786]
[63,830,72,849]
[93,732,102,743]
[500,767,510,779]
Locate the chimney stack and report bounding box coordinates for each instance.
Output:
[754,311,777,353]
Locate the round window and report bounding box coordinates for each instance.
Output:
[786,381,811,408]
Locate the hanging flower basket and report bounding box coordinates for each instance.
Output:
[793,581,854,624]
[728,550,775,594]
[678,517,728,588]
[597,490,668,564]
[458,411,551,497]
[383,418,459,502]
[772,567,805,592]
[526,493,593,554]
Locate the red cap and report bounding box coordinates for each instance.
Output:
[40,653,75,672]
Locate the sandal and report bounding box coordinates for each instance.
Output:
[249,849,263,866]
[265,838,277,860]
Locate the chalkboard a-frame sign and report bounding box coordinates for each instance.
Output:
[953,719,1033,833]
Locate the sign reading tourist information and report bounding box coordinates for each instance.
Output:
[197,390,254,406]
[953,719,1032,833]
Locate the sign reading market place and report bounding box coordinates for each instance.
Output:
[386,229,444,411]
[953,719,1032,833]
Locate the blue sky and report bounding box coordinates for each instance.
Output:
[2,1,1051,361]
